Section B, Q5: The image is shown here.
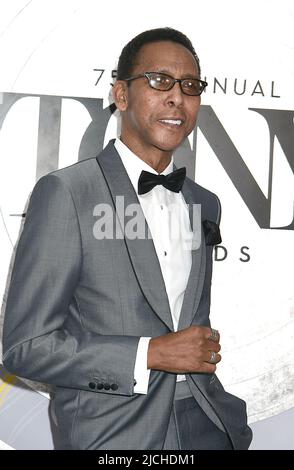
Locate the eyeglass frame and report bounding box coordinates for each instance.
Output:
[122,71,208,96]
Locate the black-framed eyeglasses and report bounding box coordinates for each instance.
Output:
[123,72,208,96]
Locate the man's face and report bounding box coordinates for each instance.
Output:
[115,40,201,158]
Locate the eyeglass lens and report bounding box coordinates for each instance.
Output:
[148,73,205,96]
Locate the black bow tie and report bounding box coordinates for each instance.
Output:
[138,167,186,195]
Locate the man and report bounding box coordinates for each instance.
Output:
[2,28,252,450]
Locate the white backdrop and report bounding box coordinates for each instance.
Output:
[0,0,293,449]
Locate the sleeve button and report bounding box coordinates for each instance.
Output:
[104,383,110,390]
[89,382,96,390]
[96,382,104,390]
[110,383,118,391]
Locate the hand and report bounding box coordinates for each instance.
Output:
[147,325,221,374]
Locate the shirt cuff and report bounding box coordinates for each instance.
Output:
[133,337,152,394]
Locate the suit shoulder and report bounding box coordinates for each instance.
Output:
[33,156,101,196]
[46,156,99,181]
[186,176,221,224]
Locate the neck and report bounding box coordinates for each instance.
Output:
[120,135,172,174]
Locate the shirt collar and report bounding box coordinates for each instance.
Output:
[114,138,174,195]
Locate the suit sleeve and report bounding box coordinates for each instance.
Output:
[2,174,139,396]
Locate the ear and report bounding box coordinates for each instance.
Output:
[112,80,128,112]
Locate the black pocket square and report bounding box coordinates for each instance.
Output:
[202,220,222,246]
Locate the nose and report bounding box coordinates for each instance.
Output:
[165,81,184,107]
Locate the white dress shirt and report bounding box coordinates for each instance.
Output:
[114,138,193,394]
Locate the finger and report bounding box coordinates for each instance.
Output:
[205,340,221,353]
[207,342,221,353]
[204,363,217,373]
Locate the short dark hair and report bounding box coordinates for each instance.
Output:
[116,27,201,80]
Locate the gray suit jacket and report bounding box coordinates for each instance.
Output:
[2,140,252,449]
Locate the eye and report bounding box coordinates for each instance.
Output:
[149,73,173,89]
[182,80,198,91]
[181,79,203,95]
[155,74,172,85]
